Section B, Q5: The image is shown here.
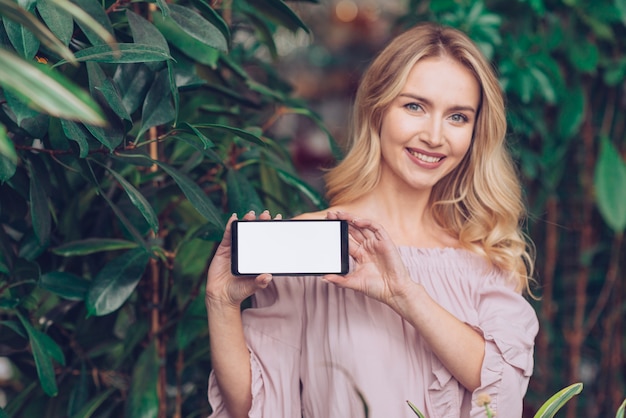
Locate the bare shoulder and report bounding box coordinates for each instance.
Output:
[290,210,330,220]
[290,205,348,220]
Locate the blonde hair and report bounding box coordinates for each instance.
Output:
[324,23,535,294]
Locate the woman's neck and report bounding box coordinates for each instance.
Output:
[333,183,458,248]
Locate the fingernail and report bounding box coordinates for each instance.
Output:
[262,209,269,214]
[248,210,255,215]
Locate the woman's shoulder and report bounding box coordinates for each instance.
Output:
[290,205,350,220]
[290,210,328,220]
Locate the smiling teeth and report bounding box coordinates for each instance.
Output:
[408,150,442,163]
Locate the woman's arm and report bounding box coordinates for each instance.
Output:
[206,300,253,418]
[390,282,484,391]
[205,211,276,418]
[324,211,484,391]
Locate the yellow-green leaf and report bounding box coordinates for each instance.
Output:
[534,382,583,418]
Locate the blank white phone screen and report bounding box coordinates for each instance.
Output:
[235,221,344,275]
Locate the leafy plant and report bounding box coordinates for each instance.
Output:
[407,383,626,418]
[533,383,583,418]
[0,0,330,416]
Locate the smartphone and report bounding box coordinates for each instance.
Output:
[231,219,349,276]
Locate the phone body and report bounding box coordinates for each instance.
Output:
[231,219,349,276]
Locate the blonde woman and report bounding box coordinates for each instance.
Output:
[206,22,539,418]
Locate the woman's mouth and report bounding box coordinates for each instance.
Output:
[407,149,444,163]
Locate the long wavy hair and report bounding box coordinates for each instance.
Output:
[324,22,535,294]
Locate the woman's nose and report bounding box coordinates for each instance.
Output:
[420,117,443,147]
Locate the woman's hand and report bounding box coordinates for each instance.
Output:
[205,210,281,309]
[324,211,415,311]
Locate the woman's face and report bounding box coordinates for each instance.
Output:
[378,56,480,194]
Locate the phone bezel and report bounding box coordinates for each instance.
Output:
[230,219,349,276]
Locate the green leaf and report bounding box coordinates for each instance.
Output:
[569,40,599,73]
[153,159,223,227]
[194,123,265,146]
[16,313,61,396]
[275,166,326,208]
[39,271,90,301]
[60,120,91,157]
[166,59,179,125]
[56,43,172,65]
[3,382,37,416]
[36,329,65,365]
[36,0,73,46]
[152,9,220,67]
[4,88,41,126]
[594,137,626,232]
[244,0,310,33]
[113,63,153,115]
[127,10,169,53]
[556,85,585,139]
[101,165,159,233]
[3,14,39,59]
[125,340,159,418]
[167,3,228,52]
[180,122,215,149]
[72,387,116,418]
[0,320,26,338]
[68,362,89,416]
[617,0,626,24]
[154,0,170,16]
[82,160,148,246]
[288,106,342,160]
[406,400,426,418]
[69,0,114,46]
[529,67,556,104]
[170,132,223,164]
[226,168,264,215]
[51,238,139,256]
[0,153,17,182]
[0,0,74,62]
[192,0,230,41]
[604,58,626,86]
[533,382,583,418]
[137,69,175,139]
[28,158,51,246]
[0,124,17,166]
[0,49,105,125]
[84,119,124,151]
[86,62,132,122]
[86,248,151,316]
[175,294,206,349]
[616,397,625,418]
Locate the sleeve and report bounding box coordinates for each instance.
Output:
[467,272,539,418]
[207,277,306,417]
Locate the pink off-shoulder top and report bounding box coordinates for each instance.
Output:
[208,247,539,418]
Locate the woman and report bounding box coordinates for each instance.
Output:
[206,22,539,418]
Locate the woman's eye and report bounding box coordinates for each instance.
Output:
[449,113,468,123]
[405,103,422,112]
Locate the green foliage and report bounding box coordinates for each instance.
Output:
[406,400,426,418]
[408,383,626,418]
[0,0,327,415]
[533,383,583,418]
[595,136,626,232]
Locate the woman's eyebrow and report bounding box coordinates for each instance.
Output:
[398,93,477,114]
